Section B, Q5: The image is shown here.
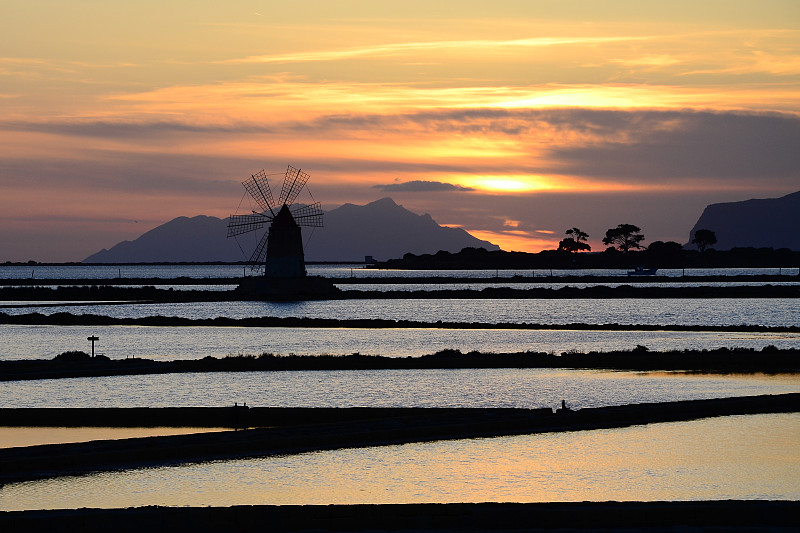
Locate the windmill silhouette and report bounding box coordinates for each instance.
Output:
[227,165,323,278]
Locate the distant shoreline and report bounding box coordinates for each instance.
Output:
[3,272,800,286]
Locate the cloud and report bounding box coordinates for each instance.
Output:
[316,108,800,184]
[0,119,275,139]
[0,152,247,194]
[225,36,649,65]
[3,107,798,189]
[373,180,474,192]
[546,109,800,181]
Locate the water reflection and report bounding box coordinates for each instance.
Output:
[2,368,797,409]
[4,298,799,327]
[3,324,799,362]
[2,414,797,510]
[0,427,227,449]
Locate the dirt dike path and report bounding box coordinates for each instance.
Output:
[1,394,797,484]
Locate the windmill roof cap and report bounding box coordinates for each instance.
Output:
[273,204,299,226]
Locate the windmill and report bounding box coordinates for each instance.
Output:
[227,165,323,278]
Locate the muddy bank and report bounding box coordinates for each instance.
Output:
[2,347,799,381]
[2,501,799,532]
[2,311,799,333]
[1,283,799,304]
[1,394,798,483]
[5,406,484,428]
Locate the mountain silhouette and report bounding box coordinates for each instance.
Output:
[688,190,800,250]
[84,198,499,263]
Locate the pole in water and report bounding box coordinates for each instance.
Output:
[87,335,99,358]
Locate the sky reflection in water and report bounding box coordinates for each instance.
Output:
[2,414,797,510]
[1,368,797,409]
[4,298,798,328]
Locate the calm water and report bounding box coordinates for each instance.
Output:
[2,264,797,509]
[1,368,797,409]
[3,298,799,327]
[2,325,799,362]
[0,427,227,449]
[2,413,797,510]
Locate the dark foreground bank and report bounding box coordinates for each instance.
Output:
[1,394,797,483]
[1,283,799,303]
[2,501,799,532]
[4,311,800,333]
[2,347,798,381]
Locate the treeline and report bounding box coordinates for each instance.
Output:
[372,246,800,270]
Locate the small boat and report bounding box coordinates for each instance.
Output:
[627,266,658,276]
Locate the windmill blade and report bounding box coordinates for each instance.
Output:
[248,232,270,269]
[226,212,271,237]
[289,202,324,227]
[280,165,310,206]
[243,170,276,215]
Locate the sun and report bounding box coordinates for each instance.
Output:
[464,176,555,193]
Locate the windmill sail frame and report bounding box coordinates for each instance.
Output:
[227,165,323,276]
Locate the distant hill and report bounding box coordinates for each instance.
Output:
[83,198,499,263]
[688,191,800,251]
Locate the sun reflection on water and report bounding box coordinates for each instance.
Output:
[1,414,798,510]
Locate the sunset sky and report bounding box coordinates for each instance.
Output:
[2,1,799,261]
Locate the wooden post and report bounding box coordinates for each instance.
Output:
[87,335,99,358]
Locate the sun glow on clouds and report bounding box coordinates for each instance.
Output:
[103,80,800,124]
[2,1,800,261]
[469,230,559,254]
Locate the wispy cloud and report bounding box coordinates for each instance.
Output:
[224,35,650,64]
[373,180,474,192]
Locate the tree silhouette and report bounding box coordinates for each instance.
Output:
[692,229,717,252]
[602,224,645,252]
[558,227,591,252]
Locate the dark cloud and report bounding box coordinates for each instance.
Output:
[0,152,256,194]
[545,110,800,181]
[373,180,474,192]
[305,108,800,183]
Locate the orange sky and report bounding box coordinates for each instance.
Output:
[2,1,799,260]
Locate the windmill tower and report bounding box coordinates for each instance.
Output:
[227,165,323,278]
